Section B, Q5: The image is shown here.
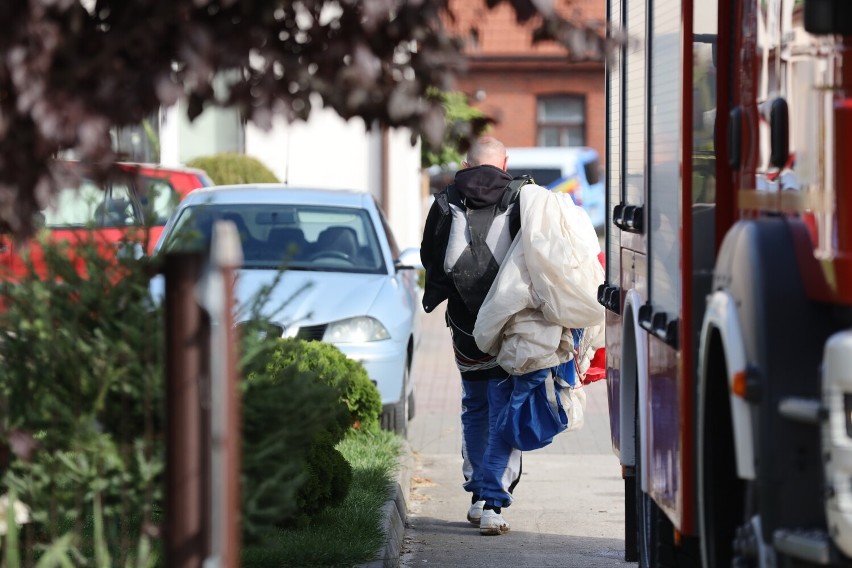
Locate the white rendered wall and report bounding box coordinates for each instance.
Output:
[160,100,424,251]
[159,101,242,166]
[386,127,424,251]
[245,107,423,250]
[245,109,374,196]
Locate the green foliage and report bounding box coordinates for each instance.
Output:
[265,338,382,433]
[186,153,279,185]
[296,431,353,520]
[0,231,164,566]
[241,429,402,568]
[239,331,383,540]
[240,358,347,541]
[421,90,491,168]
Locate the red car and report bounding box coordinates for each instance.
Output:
[0,162,213,277]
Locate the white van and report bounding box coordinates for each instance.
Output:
[505,146,605,230]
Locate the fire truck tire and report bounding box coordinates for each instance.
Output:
[698,332,746,567]
[634,383,701,567]
[634,386,677,567]
[625,474,638,562]
[706,218,836,564]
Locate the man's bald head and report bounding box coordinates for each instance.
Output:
[464,136,508,170]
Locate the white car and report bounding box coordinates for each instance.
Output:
[155,185,422,436]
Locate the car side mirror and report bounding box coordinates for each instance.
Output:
[395,247,423,270]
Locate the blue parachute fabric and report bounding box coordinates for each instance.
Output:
[495,368,567,451]
[554,328,583,387]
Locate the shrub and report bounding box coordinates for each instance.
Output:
[265,338,383,433]
[240,429,401,568]
[240,358,348,540]
[296,431,353,520]
[186,153,279,185]
[0,232,164,566]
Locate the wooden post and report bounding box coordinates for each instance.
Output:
[163,252,210,568]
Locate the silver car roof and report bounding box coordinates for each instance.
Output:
[180,184,374,208]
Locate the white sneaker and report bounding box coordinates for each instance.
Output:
[467,500,485,525]
[479,509,510,535]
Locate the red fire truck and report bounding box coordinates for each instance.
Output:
[601,0,852,565]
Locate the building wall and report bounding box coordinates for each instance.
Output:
[446,0,606,163]
[244,109,423,250]
[454,67,605,157]
[159,100,243,166]
[448,1,605,56]
[161,101,424,251]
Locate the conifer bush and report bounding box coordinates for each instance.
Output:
[263,338,383,433]
[296,431,353,520]
[240,357,349,540]
[239,334,381,537]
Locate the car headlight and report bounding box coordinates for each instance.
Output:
[323,316,390,343]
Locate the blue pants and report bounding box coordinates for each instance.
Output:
[461,377,522,508]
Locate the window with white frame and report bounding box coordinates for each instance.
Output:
[537,95,586,147]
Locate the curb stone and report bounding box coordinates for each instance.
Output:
[357,439,413,568]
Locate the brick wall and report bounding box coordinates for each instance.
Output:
[448,1,606,56]
[446,0,606,165]
[454,66,605,158]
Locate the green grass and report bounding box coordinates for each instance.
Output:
[242,429,403,568]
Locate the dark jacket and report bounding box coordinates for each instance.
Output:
[420,165,518,380]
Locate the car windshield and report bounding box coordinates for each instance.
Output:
[164,203,387,274]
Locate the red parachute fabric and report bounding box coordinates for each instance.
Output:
[582,251,607,385]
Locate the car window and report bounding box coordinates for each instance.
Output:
[164,203,387,274]
[506,167,563,187]
[43,180,105,228]
[100,183,142,227]
[139,178,181,226]
[42,180,144,229]
[582,157,602,185]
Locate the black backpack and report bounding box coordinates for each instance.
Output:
[431,174,533,247]
[421,175,534,314]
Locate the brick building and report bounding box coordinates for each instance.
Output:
[446,0,606,160]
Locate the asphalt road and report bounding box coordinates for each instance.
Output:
[402,304,632,567]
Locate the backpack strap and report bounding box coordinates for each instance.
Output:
[500,175,534,210]
[430,183,459,264]
[434,186,450,216]
[436,176,531,244]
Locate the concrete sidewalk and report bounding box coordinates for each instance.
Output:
[398,305,631,567]
[358,230,627,567]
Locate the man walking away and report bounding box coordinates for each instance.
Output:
[420,136,527,536]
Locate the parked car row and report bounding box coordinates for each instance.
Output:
[6,161,422,436]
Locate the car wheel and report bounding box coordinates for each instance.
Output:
[407,390,416,421]
[404,362,415,421]
[381,364,410,437]
[381,399,407,437]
